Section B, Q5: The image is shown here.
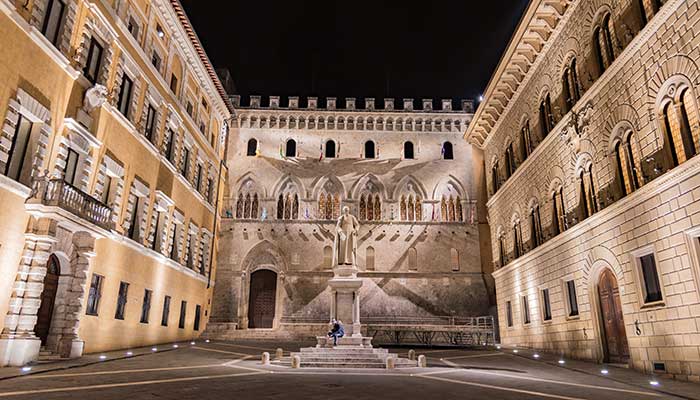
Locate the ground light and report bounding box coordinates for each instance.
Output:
[205,339,210,343]
[99,355,107,360]
[558,360,565,364]
[190,341,196,345]
[20,367,31,372]
[600,369,609,374]
[533,354,540,359]
[126,351,133,356]
[649,380,660,386]
[173,344,179,348]
[496,345,501,349]
[151,347,158,352]
[513,349,518,353]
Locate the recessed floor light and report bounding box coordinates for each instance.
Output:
[601,369,609,374]
[533,354,540,358]
[151,347,158,352]
[126,351,133,356]
[173,344,179,348]
[21,367,31,372]
[190,341,196,345]
[99,355,107,360]
[205,339,210,343]
[650,380,659,386]
[558,360,565,364]
[513,349,518,353]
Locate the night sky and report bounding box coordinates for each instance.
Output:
[180,0,529,107]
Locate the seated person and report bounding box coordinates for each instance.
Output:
[327,319,345,346]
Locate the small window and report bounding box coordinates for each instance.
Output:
[169,74,178,94]
[151,51,161,70]
[247,138,258,156]
[186,102,194,117]
[178,300,187,329]
[114,281,129,320]
[180,147,190,177]
[152,210,167,251]
[323,245,332,268]
[161,295,171,326]
[169,223,181,262]
[404,141,415,159]
[364,140,376,159]
[506,300,513,327]
[442,142,454,160]
[117,75,133,117]
[165,129,175,162]
[450,248,459,271]
[565,280,579,317]
[101,174,114,205]
[83,37,104,83]
[639,253,663,304]
[541,288,552,321]
[42,0,66,46]
[144,104,157,142]
[127,16,139,40]
[285,139,296,157]
[86,273,104,316]
[63,148,79,186]
[521,296,531,324]
[140,289,152,323]
[5,115,35,185]
[325,140,336,158]
[128,195,146,241]
[366,246,376,271]
[195,164,203,191]
[194,304,202,331]
[408,247,417,271]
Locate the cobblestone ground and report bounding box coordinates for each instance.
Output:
[0,341,697,400]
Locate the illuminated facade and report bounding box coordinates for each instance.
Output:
[468,0,700,381]
[0,0,231,366]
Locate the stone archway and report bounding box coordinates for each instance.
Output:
[597,269,630,364]
[35,255,60,345]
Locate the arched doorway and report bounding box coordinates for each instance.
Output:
[248,270,277,329]
[36,255,60,345]
[597,269,630,363]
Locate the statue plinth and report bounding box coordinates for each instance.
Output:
[328,264,362,337]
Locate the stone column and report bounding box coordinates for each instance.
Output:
[57,232,95,359]
[353,292,361,337]
[0,217,57,366]
[329,290,337,321]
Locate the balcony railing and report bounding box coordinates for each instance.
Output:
[38,178,113,230]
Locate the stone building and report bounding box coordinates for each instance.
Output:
[0,0,231,366]
[467,0,700,381]
[207,96,496,339]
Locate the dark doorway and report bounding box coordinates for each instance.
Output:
[36,255,60,345]
[248,269,277,328]
[598,269,630,364]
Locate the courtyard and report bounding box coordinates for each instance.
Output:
[0,341,697,400]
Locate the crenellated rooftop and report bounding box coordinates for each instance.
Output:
[231,95,474,114]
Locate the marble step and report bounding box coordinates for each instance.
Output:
[299,348,388,355]
[300,362,388,368]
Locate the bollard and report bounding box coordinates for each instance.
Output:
[275,348,284,360]
[408,349,416,361]
[291,355,301,369]
[386,357,396,369]
[261,352,270,365]
[418,355,427,368]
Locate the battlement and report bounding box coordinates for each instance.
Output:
[230,96,475,114]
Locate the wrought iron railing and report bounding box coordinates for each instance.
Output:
[40,178,113,230]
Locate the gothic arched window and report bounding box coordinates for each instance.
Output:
[325,140,336,158]
[251,193,259,219]
[359,195,367,220]
[520,121,532,160]
[367,195,374,221]
[594,14,615,75]
[374,195,382,221]
[539,94,553,137]
[246,138,257,156]
[414,196,421,221]
[456,196,463,222]
[407,195,415,221]
[244,193,251,219]
[277,194,284,219]
[562,58,581,112]
[442,141,454,160]
[400,195,407,220]
[235,196,243,218]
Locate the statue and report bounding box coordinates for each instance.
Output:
[82,84,108,113]
[332,206,359,266]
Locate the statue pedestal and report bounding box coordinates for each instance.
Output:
[329,264,362,337]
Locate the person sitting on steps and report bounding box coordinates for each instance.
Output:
[327,319,345,346]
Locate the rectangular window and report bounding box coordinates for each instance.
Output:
[86,274,104,316]
[169,74,178,94]
[63,148,79,186]
[41,0,66,46]
[506,301,513,327]
[169,223,180,262]
[195,164,203,191]
[207,177,215,203]
[180,147,190,177]
[566,280,579,317]
[5,115,34,185]
[161,295,171,326]
[145,104,157,142]
[640,253,663,304]
[541,288,552,321]
[152,210,166,251]
[165,129,175,162]
[522,296,531,324]
[178,300,187,329]
[186,232,196,269]
[127,17,139,40]
[151,51,161,70]
[117,75,133,117]
[186,102,193,116]
[140,289,152,323]
[114,281,129,320]
[194,304,202,331]
[84,38,104,83]
[100,175,113,205]
[128,195,145,241]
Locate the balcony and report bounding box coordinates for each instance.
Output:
[33,178,113,231]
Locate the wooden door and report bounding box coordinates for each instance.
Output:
[36,255,60,345]
[598,269,630,363]
[248,270,277,329]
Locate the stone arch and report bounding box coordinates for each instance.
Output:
[271,174,305,199]
[647,54,700,107]
[391,175,427,201]
[583,0,615,50]
[574,149,596,177]
[350,173,387,200]
[546,165,566,195]
[311,175,346,200]
[234,172,266,198]
[431,175,467,202]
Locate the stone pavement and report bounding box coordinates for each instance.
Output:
[0,341,696,399]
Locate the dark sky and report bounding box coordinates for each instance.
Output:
[180,0,529,107]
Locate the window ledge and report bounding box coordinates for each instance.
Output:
[640,300,665,310]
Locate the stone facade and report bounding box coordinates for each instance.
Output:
[467,0,700,382]
[0,0,231,365]
[208,97,495,339]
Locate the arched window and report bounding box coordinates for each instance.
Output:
[251,193,259,219]
[367,195,374,220]
[442,141,454,160]
[513,221,522,258]
[679,89,698,160]
[414,196,421,221]
[277,194,284,219]
[325,140,336,158]
[660,86,699,168]
[579,165,597,220]
[359,195,366,220]
[455,196,463,222]
[614,141,629,197]
[404,141,415,159]
[364,140,376,159]
[246,138,258,156]
[236,196,243,218]
[498,235,506,267]
[323,245,333,268]
[407,195,415,221]
[278,192,299,220]
[562,58,581,112]
[530,205,543,248]
[285,139,296,157]
[366,246,375,270]
[492,161,500,193]
[594,14,615,75]
[408,248,417,271]
[505,144,515,178]
[440,195,460,222]
[539,94,553,137]
[552,187,566,235]
[400,195,407,220]
[244,193,251,219]
[520,121,532,160]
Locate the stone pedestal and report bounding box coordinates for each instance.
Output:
[0,337,41,366]
[328,265,362,337]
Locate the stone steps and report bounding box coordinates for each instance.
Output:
[291,344,416,369]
